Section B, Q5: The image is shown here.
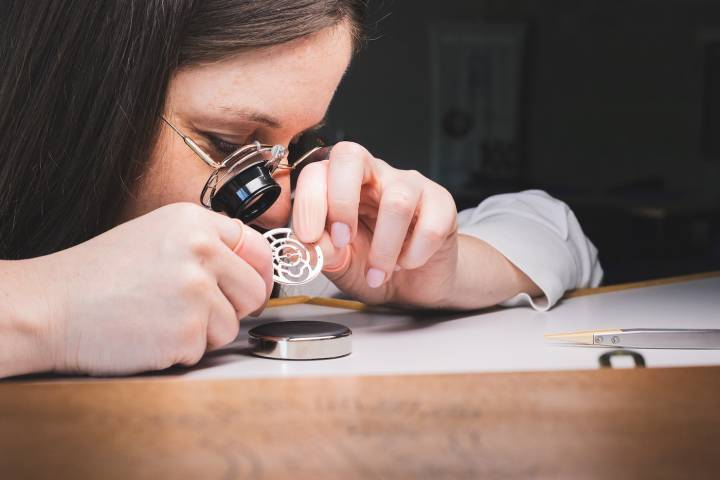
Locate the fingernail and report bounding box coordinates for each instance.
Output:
[331,222,350,248]
[394,265,402,272]
[366,268,385,288]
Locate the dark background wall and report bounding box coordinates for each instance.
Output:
[324,0,720,284]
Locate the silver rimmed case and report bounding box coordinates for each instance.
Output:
[249,320,352,360]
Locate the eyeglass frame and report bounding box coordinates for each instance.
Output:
[160,116,329,212]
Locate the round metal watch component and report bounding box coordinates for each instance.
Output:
[262,228,324,286]
[248,321,352,360]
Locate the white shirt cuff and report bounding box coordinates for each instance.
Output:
[458,215,578,311]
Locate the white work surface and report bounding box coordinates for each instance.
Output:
[175,277,720,380]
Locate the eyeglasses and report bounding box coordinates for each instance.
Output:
[161,116,331,223]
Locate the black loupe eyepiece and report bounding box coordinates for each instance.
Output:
[210,162,281,223]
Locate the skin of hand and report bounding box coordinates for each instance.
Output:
[292,142,541,309]
[0,203,273,377]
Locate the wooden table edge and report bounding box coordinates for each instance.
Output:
[5,363,720,388]
[268,271,720,310]
[4,364,720,389]
[564,270,720,299]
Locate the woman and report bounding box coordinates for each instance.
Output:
[0,0,601,378]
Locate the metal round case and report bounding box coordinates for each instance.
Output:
[248,321,352,360]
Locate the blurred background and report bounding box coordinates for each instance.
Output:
[322,0,720,285]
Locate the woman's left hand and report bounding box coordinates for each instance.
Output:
[292,142,461,308]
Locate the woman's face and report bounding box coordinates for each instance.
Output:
[120,23,353,229]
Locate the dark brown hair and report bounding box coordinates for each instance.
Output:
[0,0,366,259]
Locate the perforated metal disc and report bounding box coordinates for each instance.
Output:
[262,228,323,286]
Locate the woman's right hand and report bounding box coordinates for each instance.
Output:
[37,203,273,376]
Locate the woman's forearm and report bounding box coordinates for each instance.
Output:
[0,259,56,378]
[442,234,542,310]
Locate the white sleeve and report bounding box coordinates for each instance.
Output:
[457,189,603,311]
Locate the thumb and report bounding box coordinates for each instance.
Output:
[232,222,274,298]
[318,230,352,275]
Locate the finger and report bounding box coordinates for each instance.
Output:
[232,225,274,299]
[205,211,245,250]
[205,212,272,302]
[326,142,373,249]
[316,230,352,274]
[207,243,270,319]
[292,160,328,244]
[398,186,458,270]
[366,182,421,287]
[206,285,241,350]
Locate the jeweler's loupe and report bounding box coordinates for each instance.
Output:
[202,137,331,223]
[161,116,331,224]
[202,143,286,223]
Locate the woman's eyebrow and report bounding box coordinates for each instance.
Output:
[214,105,326,134]
[216,106,282,129]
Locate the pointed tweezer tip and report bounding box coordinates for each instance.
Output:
[544,330,622,345]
